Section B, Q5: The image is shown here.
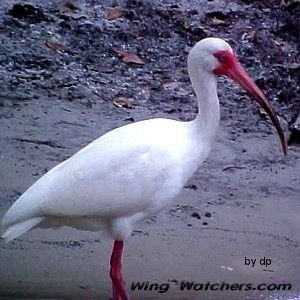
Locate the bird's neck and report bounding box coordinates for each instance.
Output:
[188,61,220,143]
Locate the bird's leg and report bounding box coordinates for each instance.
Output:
[110,240,129,300]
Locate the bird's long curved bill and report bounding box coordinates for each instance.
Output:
[227,63,287,155]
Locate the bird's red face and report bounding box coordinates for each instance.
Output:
[213,50,287,155]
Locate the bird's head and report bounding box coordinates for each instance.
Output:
[189,37,287,155]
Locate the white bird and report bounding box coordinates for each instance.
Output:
[1,38,287,300]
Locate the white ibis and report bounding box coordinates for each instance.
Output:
[1,38,287,300]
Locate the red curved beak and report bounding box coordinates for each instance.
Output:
[215,53,287,155]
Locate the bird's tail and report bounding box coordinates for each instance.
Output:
[1,217,44,242]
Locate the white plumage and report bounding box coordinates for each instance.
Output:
[2,117,211,241]
[1,38,228,243]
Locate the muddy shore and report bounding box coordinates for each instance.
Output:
[0,0,299,299]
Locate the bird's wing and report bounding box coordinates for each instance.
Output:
[4,120,183,225]
[43,136,178,217]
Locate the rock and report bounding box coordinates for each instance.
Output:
[191,212,201,219]
[204,212,212,218]
[8,3,48,23]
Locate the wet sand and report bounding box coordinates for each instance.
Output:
[0,0,299,299]
[1,129,299,300]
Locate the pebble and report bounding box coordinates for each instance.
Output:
[204,212,212,218]
[191,212,201,219]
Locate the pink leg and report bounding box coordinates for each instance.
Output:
[110,240,129,300]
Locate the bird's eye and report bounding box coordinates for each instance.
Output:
[219,54,227,63]
[214,51,229,64]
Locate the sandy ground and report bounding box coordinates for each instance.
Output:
[0,122,299,299]
[0,0,299,299]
